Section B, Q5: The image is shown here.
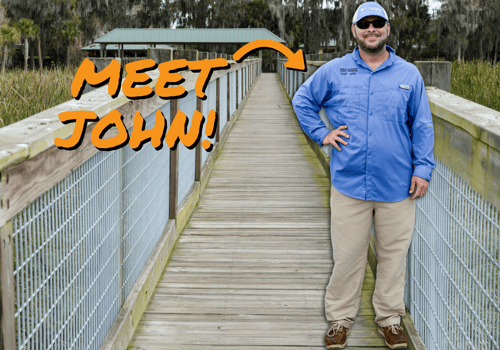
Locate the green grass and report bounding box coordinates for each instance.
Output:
[451,60,500,112]
[0,66,78,128]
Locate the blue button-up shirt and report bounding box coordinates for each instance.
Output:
[292,46,435,202]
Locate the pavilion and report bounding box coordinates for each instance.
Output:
[93,28,284,59]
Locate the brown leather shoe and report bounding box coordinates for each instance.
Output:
[378,324,408,349]
[325,322,350,349]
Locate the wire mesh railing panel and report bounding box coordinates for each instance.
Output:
[292,71,296,96]
[121,103,170,301]
[13,150,122,350]
[288,69,292,96]
[11,101,172,350]
[178,89,197,205]
[230,71,236,116]
[202,80,217,165]
[220,74,228,131]
[238,68,242,104]
[410,158,500,350]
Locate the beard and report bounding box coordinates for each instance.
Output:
[355,32,388,54]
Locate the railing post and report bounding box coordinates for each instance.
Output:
[169,99,179,219]
[0,220,16,350]
[195,97,202,181]
[236,69,239,110]
[227,70,231,121]
[216,77,220,142]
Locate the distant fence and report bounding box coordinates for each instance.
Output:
[0,54,261,350]
[278,58,500,350]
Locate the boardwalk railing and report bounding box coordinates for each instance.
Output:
[278,58,500,350]
[0,55,261,350]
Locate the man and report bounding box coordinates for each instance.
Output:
[291,2,435,349]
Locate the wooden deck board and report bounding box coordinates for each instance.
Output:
[127,74,385,350]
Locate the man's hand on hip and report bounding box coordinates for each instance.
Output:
[323,125,349,151]
[410,176,428,199]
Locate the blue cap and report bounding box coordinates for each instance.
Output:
[352,2,389,24]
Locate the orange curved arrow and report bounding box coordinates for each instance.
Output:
[233,39,306,72]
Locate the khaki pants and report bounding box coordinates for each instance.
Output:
[325,185,415,328]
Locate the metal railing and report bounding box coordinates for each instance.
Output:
[0,56,261,350]
[411,158,499,350]
[278,59,500,350]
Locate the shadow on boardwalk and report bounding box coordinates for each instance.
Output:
[127,73,387,350]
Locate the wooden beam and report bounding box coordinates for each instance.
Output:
[235,69,239,110]
[169,99,179,219]
[216,78,220,142]
[227,71,231,122]
[0,221,15,350]
[195,98,203,182]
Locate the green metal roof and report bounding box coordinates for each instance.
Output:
[82,43,174,51]
[94,28,284,45]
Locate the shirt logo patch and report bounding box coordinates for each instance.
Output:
[340,68,358,76]
[400,84,410,90]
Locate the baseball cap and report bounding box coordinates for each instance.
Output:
[352,2,389,24]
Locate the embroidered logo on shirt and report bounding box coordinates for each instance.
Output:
[340,68,358,76]
[399,84,410,89]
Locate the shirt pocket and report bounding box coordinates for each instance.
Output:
[327,86,361,120]
[383,88,410,124]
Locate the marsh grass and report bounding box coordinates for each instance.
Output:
[1,61,499,129]
[451,60,500,112]
[0,66,78,128]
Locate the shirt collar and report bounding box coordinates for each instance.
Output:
[352,45,396,71]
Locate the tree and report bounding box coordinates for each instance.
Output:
[133,0,175,28]
[385,0,430,61]
[0,24,20,73]
[440,0,481,61]
[267,0,297,41]
[14,18,39,71]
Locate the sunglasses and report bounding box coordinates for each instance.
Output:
[356,19,387,29]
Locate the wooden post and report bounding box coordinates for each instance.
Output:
[227,70,231,121]
[216,78,220,142]
[169,99,179,219]
[236,70,239,110]
[195,98,202,181]
[1,221,16,350]
[292,70,296,97]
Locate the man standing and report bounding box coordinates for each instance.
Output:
[291,2,435,349]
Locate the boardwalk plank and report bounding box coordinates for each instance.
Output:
[127,74,385,350]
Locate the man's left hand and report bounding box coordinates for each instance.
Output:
[410,176,428,200]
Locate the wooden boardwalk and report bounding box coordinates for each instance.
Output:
[127,73,387,350]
